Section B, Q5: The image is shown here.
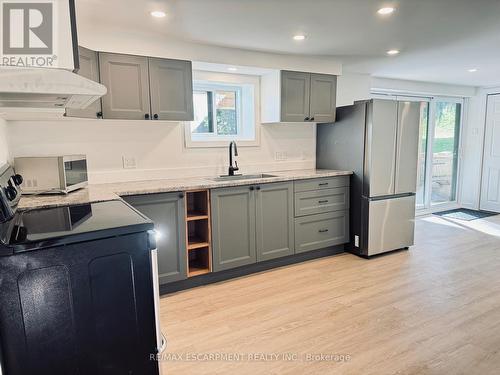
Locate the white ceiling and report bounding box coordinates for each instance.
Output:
[76,0,500,87]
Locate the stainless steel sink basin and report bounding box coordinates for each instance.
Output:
[211,173,277,181]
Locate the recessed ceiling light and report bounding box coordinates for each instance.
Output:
[150,10,166,18]
[293,34,306,41]
[227,67,238,71]
[468,68,478,73]
[386,49,400,55]
[377,7,395,15]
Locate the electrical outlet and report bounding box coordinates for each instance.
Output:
[354,235,359,247]
[122,156,137,169]
[275,151,288,161]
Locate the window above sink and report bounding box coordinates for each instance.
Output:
[184,70,260,148]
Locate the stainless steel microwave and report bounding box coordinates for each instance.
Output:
[14,155,88,194]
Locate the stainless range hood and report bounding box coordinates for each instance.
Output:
[0,67,107,110]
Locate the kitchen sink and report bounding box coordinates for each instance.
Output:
[211,173,277,181]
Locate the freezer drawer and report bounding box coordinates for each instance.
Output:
[366,195,416,256]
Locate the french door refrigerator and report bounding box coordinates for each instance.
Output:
[317,99,420,257]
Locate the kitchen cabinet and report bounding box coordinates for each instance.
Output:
[211,185,256,272]
[294,176,350,253]
[295,211,349,253]
[149,58,193,121]
[255,182,294,261]
[262,70,337,123]
[211,182,294,270]
[280,71,311,122]
[66,46,102,119]
[99,52,194,121]
[99,52,151,120]
[309,73,337,123]
[123,192,187,284]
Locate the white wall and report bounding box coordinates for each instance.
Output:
[7,120,316,183]
[0,119,9,165]
[371,77,476,97]
[459,86,500,209]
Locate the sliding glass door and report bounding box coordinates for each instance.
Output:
[418,97,463,210]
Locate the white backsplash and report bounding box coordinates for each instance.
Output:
[6,119,316,184]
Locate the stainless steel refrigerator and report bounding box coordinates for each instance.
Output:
[317,99,421,257]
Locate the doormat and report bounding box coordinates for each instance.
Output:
[433,208,498,221]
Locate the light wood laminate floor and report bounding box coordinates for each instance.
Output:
[159,215,500,374]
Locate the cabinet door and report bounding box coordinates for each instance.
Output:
[99,52,151,120]
[211,186,256,271]
[280,70,311,122]
[66,46,101,119]
[395,101,421,194]
[123,193,187,284]
[309,73,337,123]
[295,211,349,253]
[149,58,193,121]
[256,182,294,261]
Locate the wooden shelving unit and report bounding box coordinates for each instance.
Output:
[185,190,212,277]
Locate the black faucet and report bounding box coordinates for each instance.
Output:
[228,141,239,176]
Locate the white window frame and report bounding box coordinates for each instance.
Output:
[185,71,260,148]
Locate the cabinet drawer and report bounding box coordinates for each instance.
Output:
[295,187,349,217]
[294,176,349,192]
[294,211,349,253]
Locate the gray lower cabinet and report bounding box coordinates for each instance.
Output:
[66,46,101,119]
[211,185,256,272]
[255,182,294,262]
[294,187,349,217]
[99,52,151,120]
[149,58,193,121]
[295,211,349,254]
[122,192,187,284]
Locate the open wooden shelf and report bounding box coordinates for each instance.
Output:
[185,190,212,277]
[187,246,211,277]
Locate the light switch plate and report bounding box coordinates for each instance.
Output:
[122,156,137,169]
[354,235,359,248]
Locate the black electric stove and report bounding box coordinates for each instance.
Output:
[0,164,161,375]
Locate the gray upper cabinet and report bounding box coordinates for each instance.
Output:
[149,58,193,121]
[123,192,187,284]
[280,71,311,122]
[262,70,337,123]
[255,182,294,262]
[66,46,101,119]
[99,52,151,120]
[211,186,256,272]
[309,73,337,123]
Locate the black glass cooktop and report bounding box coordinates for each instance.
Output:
[0,200,153,253]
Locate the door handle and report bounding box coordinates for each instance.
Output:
[318,200,328,204]
[318,229,329,233]
[318,183,329,187]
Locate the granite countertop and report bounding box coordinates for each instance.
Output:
[18,169,352,210]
